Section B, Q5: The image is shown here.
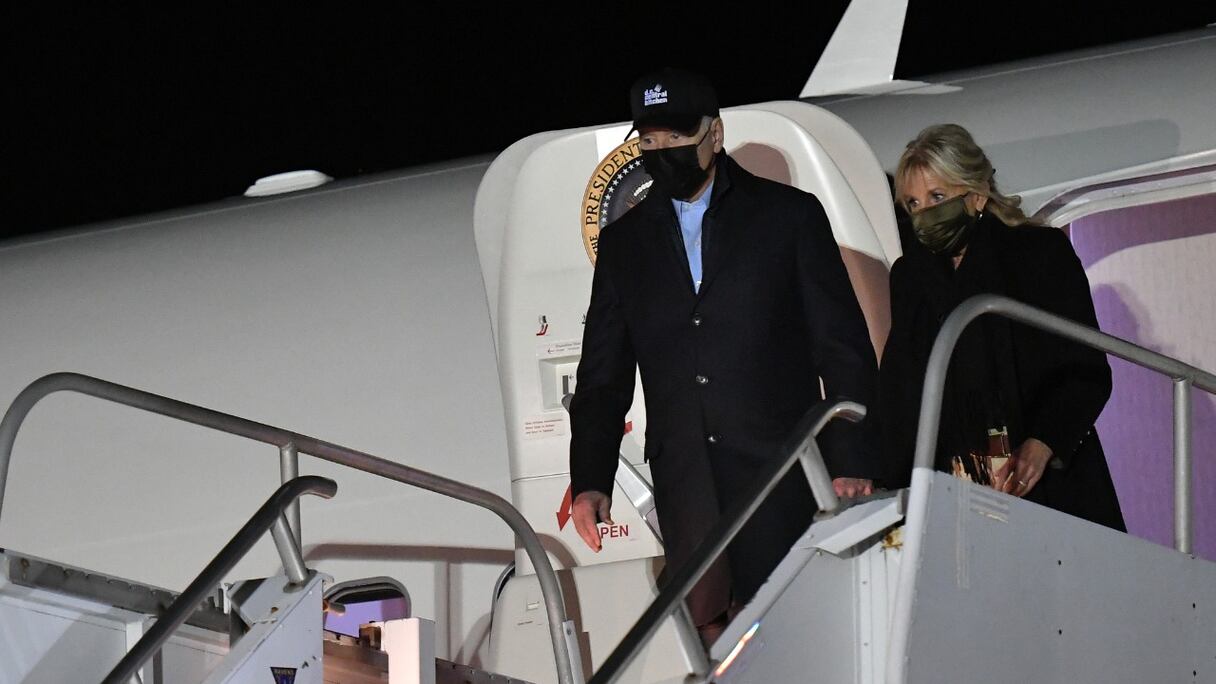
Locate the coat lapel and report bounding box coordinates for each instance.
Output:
[637,190,697,298]
[696,155,746,301]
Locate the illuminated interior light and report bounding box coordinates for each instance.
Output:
[714,621,761,678]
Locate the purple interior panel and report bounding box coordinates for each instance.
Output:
[1070,194,1216,560]
[323,597,410,637]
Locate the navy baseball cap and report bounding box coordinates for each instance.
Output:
[628,67,720,136]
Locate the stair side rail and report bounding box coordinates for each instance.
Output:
[0,372,584,684]
[911,294,1216,553]
[588,398,866,684]
[101,475,337,684]
[888,293,1216,684]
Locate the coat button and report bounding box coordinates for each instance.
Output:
[695,374,710,385]
[706,433,721,444]
[692,314,703,327]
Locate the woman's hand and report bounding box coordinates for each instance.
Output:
[996,438,1053,496]
[833,477,874,498]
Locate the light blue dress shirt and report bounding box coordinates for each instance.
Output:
[671,179,713,293]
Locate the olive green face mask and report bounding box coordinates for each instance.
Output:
[910,193,979,256]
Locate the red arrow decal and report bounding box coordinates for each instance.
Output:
[556,484,573,530]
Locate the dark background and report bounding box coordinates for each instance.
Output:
[6,3,1214,239]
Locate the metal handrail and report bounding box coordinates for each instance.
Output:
[589,399,867,684]
[913,294,1216,553]
[0,372,584,684]
[102,475,338,684]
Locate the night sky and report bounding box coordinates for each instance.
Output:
[6,3,1215,240]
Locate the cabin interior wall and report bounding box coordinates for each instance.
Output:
[1070,193,1216,559]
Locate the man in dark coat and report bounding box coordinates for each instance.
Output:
[568,68,880,641]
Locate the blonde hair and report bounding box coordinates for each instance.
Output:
[895,123,1030,226]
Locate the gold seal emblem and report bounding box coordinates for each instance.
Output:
[581,138,652,264]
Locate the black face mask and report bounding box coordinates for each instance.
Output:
[910,193,980,256]
[640,127,713,201]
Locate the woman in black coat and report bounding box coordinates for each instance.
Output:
[878,123,1125,531]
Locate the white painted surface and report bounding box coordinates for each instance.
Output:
[819,29,1216,214]
[801,0,910,96]
[890,473,1216,683]
[0,571,227,683]
[0,160,512,661]
[488,560,692,684]
[382,617,437,684]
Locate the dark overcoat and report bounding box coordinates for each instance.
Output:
[878,212,1125,531]
[570,152,880,622]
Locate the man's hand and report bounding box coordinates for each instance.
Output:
[572,491,613,552]
[996,438,1052,496]
[832,477,873,498]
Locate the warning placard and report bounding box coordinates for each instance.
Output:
[523,415,568,440]
[537,339,581,358]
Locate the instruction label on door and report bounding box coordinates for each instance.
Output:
[523,414,568,440]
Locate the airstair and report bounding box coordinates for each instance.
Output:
[0,374,582,684]
[1,295,1213,683]
[585,295,1216,684]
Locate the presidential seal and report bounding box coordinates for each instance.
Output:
[581,138,652,265]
